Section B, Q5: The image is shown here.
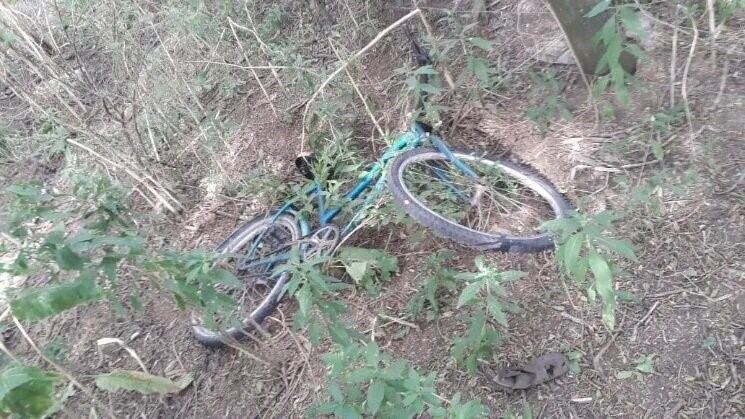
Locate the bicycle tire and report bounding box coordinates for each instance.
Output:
[191,213,301,347]
[388,148,571,252]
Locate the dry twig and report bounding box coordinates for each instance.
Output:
[9,314,117,419]
[228,17,278,117]
[301,9,422,151]
[328,39,386,141]
[680,8,699,152]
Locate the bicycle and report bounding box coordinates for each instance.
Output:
[191,35,572,347]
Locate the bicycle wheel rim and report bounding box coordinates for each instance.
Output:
[393,149,569,243]
[191,214,300,343]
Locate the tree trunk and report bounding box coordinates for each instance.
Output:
[545,0,636,76]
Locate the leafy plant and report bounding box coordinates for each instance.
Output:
[0,363,59,418]
[702,336,717,349]
[145,249,241,327]
[397,64,446,123]
[634,354,653,374]
[451,256,524,373]
[336,247,398,295]
[565,350,584,374]
[586,1,647,104]
[718,0,745,23]
[446,392,489,418]
[617,167,697,218]
[543,210,637,330]
[277,252,350,345]
[1,178,145,320]
[616,354,653,379]
[525,69,572,133]
[95,370,193,395]
[310,341,445,418]
[1,174,243,327]
[407,250,459,319]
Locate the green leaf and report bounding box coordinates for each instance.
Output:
[10,272,102,321]
[651,141,664,160]
[328,380,344,402]
[541,215,581,237]
[345,261,368,283]
[486,295,507,327]
[634,356,653,373]
[0,366,35,400]
[468,37,493,51]
[457,280,482,308]
[414,65,439,75]
[626,44,647,60]
[95,370,193,394]
[619,6,646,40]
[55,245,86,271]
[100,255,120,281]
[337,247,398,284]
[596,237,637,261]
[702,336,716,349]
[129,295,143,311]
[446,394,489,418]
[347,367,375,384]
[0,365,59,418]
[585,0,611,17]
[334,404,361,419]
[210,268,242,289]
[570,257,588,283]
[367,380,385,415]
[499,271,527,282]
[562,233,585,273]
[467,57,491,85]
[616,370,633,379]
[588,252,616,330]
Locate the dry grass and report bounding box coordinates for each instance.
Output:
[0,0,743,417]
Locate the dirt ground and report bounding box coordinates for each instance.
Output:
[1,1,744,418]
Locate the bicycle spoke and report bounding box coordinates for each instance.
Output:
[402,155,554,236]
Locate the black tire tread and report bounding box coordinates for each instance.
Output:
[192,214,297,348]
[388,148,572,253]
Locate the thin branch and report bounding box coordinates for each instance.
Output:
[241,2,286,90]
[416,10,455,91]
[328,39,385,141]
[669,18,679,108]
[66,138,182,213]
[301,8,422,151]
[227,17,278,117]
[681,8,698,150]
[11,315,117,419]
[184,60,320,75]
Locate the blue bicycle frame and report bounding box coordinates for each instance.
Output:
[274,122,436,237]
[240,121,479,271]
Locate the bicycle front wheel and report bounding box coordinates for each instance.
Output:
[191,213,301,347]
[388,148,571,252]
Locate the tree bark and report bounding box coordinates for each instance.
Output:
[546,0,636,76]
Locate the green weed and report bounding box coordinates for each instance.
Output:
[0,363,59,418]
[335,247,398,295]
[587,1,647,104]
[525,69,572,133]
[451,256,523,373]
[543,210,637,330]
[407,250,459,320]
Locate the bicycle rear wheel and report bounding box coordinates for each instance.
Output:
[388,148,571,252]
[191,213,301,347]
